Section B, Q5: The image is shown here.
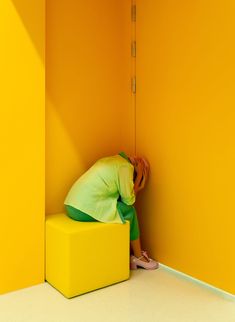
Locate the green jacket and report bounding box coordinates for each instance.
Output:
[64,152,135,223]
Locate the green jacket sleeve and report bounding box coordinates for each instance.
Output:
[118,164,135,205]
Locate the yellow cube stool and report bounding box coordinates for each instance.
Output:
[45,213,130,298]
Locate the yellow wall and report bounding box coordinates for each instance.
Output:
[136,0,235,294]
[0,0,45,294]
[46,0,134,214]
[2,0,234,297]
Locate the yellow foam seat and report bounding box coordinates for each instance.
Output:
[45,213,130,298]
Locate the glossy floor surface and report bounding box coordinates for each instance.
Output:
[0,265,234,322]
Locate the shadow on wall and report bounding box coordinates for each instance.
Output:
[45,0,134,214]
[45,0,133,160]
[11,0,45,64]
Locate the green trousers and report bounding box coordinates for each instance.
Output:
[65,201,140,241]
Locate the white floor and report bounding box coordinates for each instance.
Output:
[0,265,235,322]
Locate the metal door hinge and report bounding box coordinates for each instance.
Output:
[131,41,136,57]
[131,4,136,22]
[132,77,136,94]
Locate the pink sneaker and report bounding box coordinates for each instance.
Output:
[130,250,159,270]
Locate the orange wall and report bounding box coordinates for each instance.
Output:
[136,0,235,294]
[46,0,134,214]
[0,0,45,294]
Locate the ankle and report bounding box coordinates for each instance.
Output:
[133,252,142,258]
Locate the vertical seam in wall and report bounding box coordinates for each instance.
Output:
[134,16,136,156]
[132,0,137,155]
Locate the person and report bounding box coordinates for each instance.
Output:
[64,151,159,270]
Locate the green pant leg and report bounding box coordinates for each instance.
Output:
[117,201,140,241]
[65,205,98,222]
